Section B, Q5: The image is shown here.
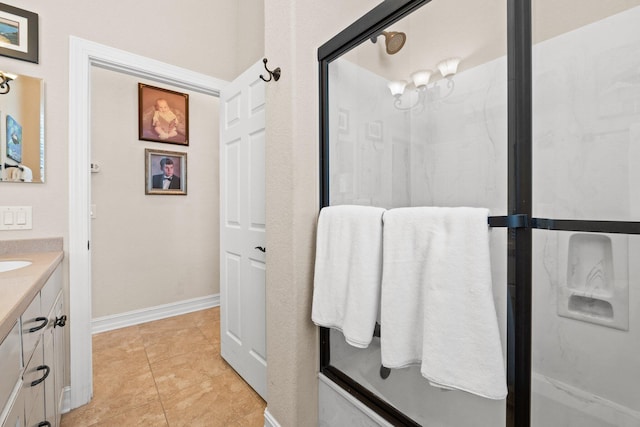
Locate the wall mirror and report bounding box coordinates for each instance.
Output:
[0,73,44,183]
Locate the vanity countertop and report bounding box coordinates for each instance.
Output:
[0,250,64,341]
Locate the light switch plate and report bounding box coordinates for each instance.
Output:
[0,206,32,230]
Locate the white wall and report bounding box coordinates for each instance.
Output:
[90,67,219,317]
[531,6,640,417]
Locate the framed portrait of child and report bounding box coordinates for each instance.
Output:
[138,83,189,145]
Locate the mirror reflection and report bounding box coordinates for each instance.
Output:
[0,73,44,183]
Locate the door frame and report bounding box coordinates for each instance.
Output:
[68,36,227,409]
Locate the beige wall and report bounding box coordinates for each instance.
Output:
[0,0,262,240]
[0,2,262,305]
[90,68,220,317]
[263,0,378,425]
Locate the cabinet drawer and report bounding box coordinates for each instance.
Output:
[40,267,62,316]
[21,294,44,365]
[0,322,21,409]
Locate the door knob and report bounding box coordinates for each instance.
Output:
[254,246,266,253]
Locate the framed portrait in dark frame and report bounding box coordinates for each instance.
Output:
[0,3,38,63]
[138,83,189,145]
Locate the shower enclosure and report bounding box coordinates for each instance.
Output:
[317,1,640,426]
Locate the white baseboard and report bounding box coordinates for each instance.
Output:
[264,408,281,427]
[91,294,220,334]
[61,386,72,414]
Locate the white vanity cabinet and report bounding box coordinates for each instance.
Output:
[1,264,66,427]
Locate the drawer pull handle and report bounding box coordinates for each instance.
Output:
[28,317,49,333]
[30,365,50,387]
[254,246,266,253]
[54,315,67,328]
[38,422,51,427]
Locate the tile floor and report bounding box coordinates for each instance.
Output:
[60,307,266,427]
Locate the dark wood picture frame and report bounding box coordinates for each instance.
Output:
[138,83,189,145]
[145,148,187,195]
[0,3,39,63]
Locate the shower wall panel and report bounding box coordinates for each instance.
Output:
[533,6,640,222]
[327,51,508,426]
[328,56,508,213]
[532,5,640,426]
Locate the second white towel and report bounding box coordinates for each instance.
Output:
[380,207,507,400]
[311,205,386,348]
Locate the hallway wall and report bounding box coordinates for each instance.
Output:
[90,67,219,318]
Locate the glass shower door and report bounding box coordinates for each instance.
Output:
[531,3,640,426]
[323,0,510,425]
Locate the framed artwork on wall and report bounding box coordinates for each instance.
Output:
[366,120,383,140]
[145,148,187,195]
[0,3,38,63]
[338,108,349,133]
[138,83,189,145]
[6,114,22,162]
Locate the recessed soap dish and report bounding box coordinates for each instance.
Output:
[557,232,629,331]
[568,295,613,319]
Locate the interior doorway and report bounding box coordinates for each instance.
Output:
[89,67,220,332]
[68,37,227,410]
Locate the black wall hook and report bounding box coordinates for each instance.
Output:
[260,58,281,82]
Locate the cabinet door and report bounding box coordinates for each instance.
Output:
[1,384,24,427]
[44,291,65,427]
[0,322,21,411]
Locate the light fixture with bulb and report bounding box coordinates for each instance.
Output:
[387,57,461,111]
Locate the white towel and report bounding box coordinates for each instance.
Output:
[311,205,386,348]
[380,207,507,400]
[20,165,33,182]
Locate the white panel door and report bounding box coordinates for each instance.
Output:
[220,60,267,399]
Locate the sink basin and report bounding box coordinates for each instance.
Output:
[0,260,32,273]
